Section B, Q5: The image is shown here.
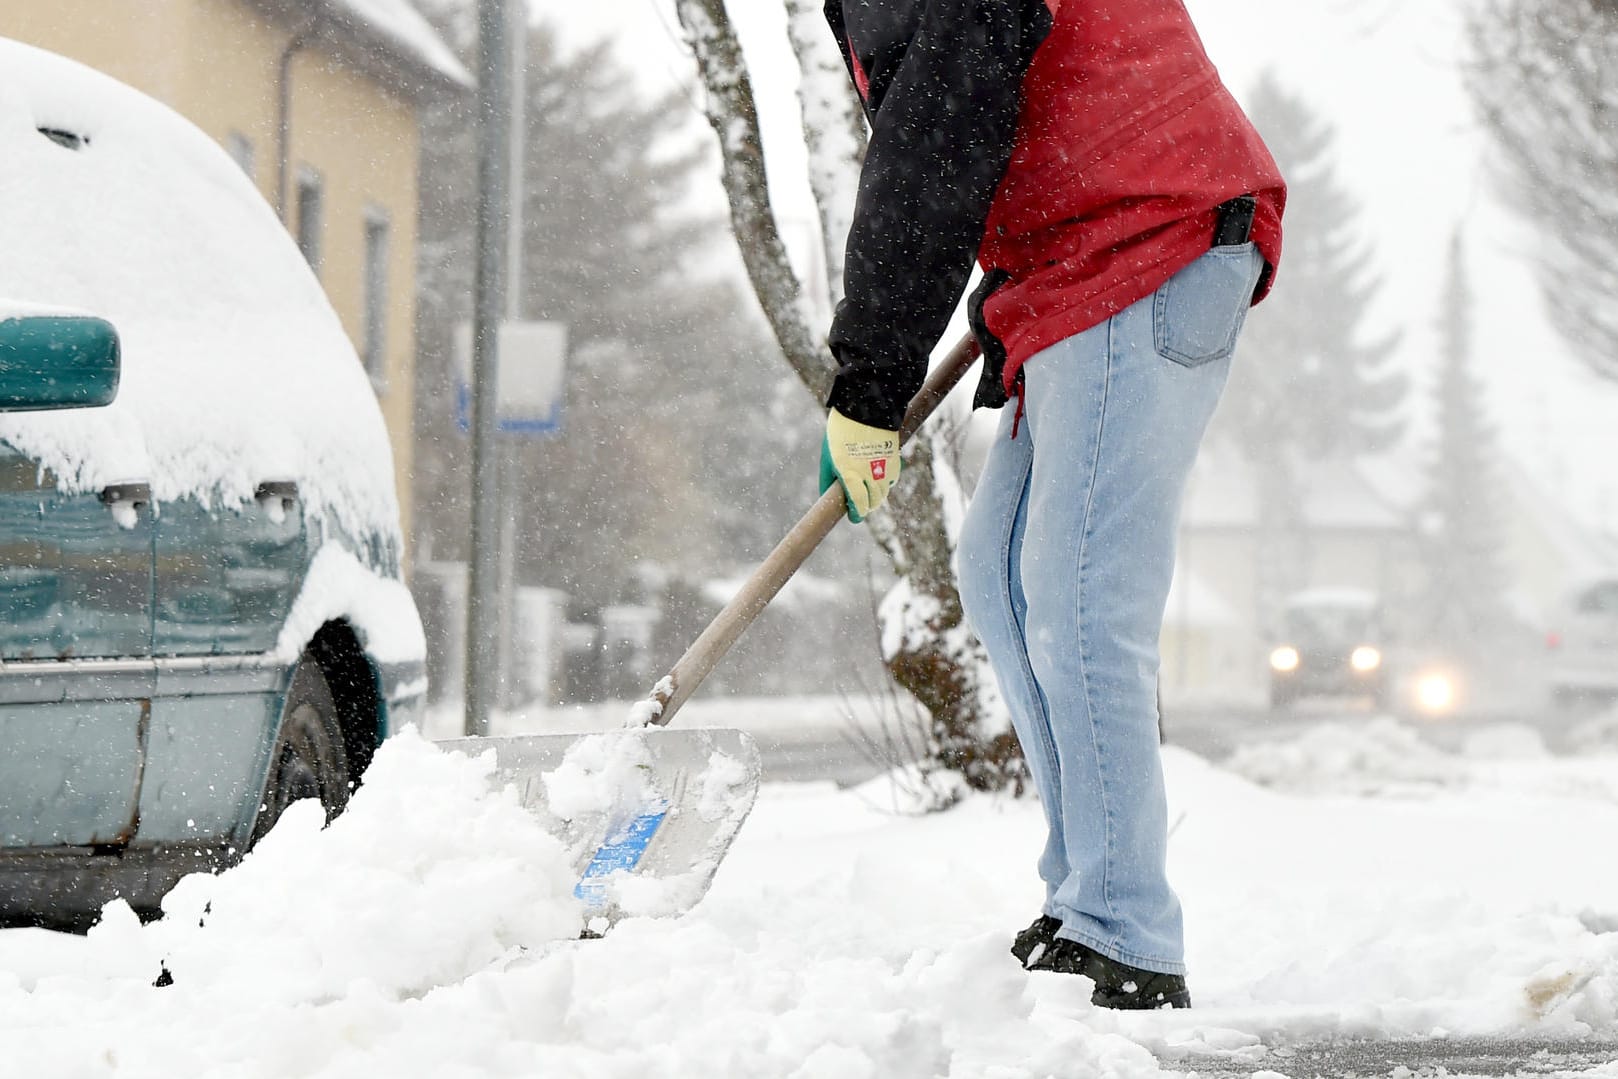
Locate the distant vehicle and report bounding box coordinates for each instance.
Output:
[1268,588,1390,711]
[0,40,426,929]
[1546,577,1618,708]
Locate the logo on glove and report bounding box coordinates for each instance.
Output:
[869,459,887,481]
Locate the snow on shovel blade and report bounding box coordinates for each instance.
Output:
[435,728,760,929]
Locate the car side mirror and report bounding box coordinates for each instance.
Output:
[0,314,121,411]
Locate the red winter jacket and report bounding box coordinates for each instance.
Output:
[824,0,1286,429]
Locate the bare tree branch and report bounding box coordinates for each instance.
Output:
[1468,0,1618,381]
[782,0,867,307]
[673,0,830,398]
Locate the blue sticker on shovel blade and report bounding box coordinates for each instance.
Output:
[574,801,670,908]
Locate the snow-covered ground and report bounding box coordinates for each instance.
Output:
[2,703,1617,1077]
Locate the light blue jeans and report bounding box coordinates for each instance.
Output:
[957,243,1264,975]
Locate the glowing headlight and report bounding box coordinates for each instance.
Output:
[1415,672,1457,714]
[1350,646,1382,672]
[1269,646,1300,673]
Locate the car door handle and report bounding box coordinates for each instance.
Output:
[254,481,298,502]
[98,482,151,509]
[254,480,299,523]
[99,482,151,529]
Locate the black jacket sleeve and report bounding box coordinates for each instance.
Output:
[824,0,1052,430]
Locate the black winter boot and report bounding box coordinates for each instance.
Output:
[1026,937,1191,1009]
[1010,913,1062,967]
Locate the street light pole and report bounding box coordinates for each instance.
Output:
[496,1,527,712]
[465,0,510,737]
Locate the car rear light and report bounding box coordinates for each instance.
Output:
[1546,631,1562,650]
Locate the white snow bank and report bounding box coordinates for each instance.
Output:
[1226,716,1473,794]
[0,728,584,1075]
[0,717,1614,1075]
[146,729,581,1000]
[1226,716,1618,804]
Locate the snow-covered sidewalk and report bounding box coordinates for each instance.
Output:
[0,714,1615,1077]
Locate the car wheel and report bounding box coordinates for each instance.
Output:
[251,658,351,845]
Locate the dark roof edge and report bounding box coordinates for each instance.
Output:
[241,0,473,101]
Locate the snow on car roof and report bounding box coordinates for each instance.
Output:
[1285,587,1381,610]
[0,38,400,542]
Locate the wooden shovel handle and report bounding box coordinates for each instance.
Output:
[642,333,982,727]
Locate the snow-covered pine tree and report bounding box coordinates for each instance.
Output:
[1416,233,1515,663]
[1208,71,1407,628]
[411,12,813,619]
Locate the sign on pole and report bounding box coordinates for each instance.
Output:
[455,320,566,435]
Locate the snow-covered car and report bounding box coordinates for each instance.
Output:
[0,39,426,929]
[1547,577,1618,708]
[1267,588,1390,711]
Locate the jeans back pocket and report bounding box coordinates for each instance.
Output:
[1152,243,1264,367]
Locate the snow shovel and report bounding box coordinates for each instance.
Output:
[439,334,981,929]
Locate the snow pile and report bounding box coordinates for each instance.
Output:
[0,719,1615,1074]
[142,728,582,1001]
[1225,717,1469,794]
[1225,717,1618,805]
[0,729,587,1075]
[541,729,663,822]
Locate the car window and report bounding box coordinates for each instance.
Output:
[1283,605,1379,643]
[1576,582,1618,615]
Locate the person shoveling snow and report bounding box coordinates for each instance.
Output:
[816,0,1284,1008]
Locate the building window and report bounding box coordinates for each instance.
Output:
[362,208,390,390]
[224,132,255,181]
[294,167,323,272]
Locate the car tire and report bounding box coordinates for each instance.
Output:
[251,657,351,845]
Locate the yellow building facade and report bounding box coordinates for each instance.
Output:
[1,0,469,570]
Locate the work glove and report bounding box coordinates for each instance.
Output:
[819,408,901,524]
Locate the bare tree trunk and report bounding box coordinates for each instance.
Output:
[675,0,828,400]
[675,0,1024,796]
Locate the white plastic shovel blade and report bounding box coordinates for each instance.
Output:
[435,728,760,929]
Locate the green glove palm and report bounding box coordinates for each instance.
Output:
[819,408,901,523]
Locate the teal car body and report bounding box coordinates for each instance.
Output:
[0,41,427,928]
